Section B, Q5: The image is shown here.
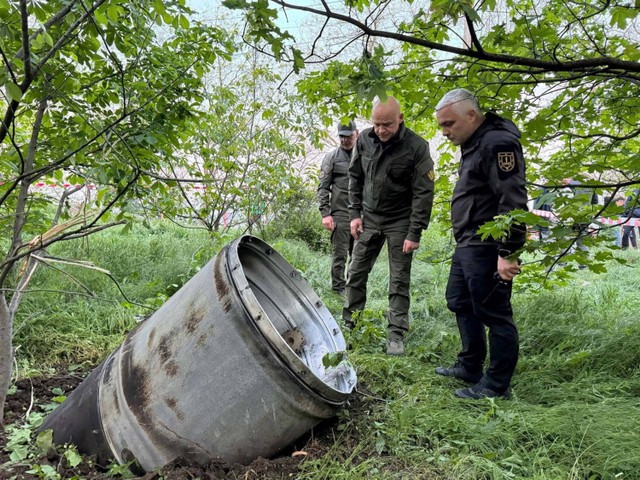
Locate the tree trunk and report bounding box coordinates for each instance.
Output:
[0,295,13,426]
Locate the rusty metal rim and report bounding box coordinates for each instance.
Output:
[226,235,353,405]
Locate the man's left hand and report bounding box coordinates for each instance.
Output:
[497,256,521,281]
[403,239,420,254]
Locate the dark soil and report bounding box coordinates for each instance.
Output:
[1,370,364,479]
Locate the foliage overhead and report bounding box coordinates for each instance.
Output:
[223,0,640,182]
[142,46,314,234]
[225,0,640,278]
[0,0,235,421]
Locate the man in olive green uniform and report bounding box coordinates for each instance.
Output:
[318,120,358,294]
[343,97,435,355]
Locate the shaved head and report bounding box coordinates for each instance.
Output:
[371,96,404,142]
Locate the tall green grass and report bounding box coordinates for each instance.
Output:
[10,221,640,479]
[13,222,224,367]
[276,239,640,479]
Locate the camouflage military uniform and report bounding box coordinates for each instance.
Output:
[318,147,354,292]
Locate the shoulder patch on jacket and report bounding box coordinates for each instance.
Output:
[497,152,515,172]
[491,142,520,180]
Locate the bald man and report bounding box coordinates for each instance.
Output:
[343,97,435,355]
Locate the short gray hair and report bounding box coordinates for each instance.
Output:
[435,88,481,113]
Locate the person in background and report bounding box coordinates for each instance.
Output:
[613,197,626,247]
[562,177,598,256]
[434,88,527,400]
[318,120,358,295]
[343,97,435,356]
[532,186,554,240]
[621,189,640,249]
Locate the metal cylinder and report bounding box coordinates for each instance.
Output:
[40,235,356,472]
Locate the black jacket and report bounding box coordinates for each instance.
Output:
[348,123,435,242]
[451,112,528,255]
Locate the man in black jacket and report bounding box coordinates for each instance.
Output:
[318,120,358,294]
[344,97,435,356]
[434,88,527,399]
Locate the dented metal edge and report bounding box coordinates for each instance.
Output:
[225,236,356,405]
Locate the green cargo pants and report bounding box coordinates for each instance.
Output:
[330,218,354,292]
[342,226,413,340]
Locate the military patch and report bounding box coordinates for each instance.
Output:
[426,169,436,182]
[497,152,515,172]
[319,170,326,179]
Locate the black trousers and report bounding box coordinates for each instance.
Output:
[445,245,519,392]
[621,224,637,249]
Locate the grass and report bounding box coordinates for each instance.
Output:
[6,222,640,479]
[275,237,640,479]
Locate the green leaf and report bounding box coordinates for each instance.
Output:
[0,0,10,17]
[9,445,29,462]
[322,351,346,368]
[565,350,590,366]
[460,3,481,23]
[6,82,22,102]
[64,447,83,468]
[43,31,54,47]
[36,429,53,454]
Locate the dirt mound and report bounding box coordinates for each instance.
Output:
[1,371,349,479]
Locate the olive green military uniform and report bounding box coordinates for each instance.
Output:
[318,147,354,292]
[343,123,435,340]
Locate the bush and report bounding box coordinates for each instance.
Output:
[263,188,330,254]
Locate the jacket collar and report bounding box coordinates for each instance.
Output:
[461,112,521,150]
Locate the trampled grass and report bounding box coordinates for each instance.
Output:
[275,238,640,479]
[9,223,640,479]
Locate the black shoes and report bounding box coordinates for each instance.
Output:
[455,384,511,400]
[435,362,483,384]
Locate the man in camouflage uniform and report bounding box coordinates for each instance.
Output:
[318,120,358,295]
[343,97,435,356]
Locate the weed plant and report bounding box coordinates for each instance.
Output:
[6,221,640,479]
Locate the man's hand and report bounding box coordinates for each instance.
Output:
[403,239,420,253]
[322,215,334,231]
[497,256,521,281]
[351,218,364,240]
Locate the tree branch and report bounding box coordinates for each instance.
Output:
[19,0,31,79]
[0,0,110,144]
[266,0,640,73]
[463,13,484,54]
